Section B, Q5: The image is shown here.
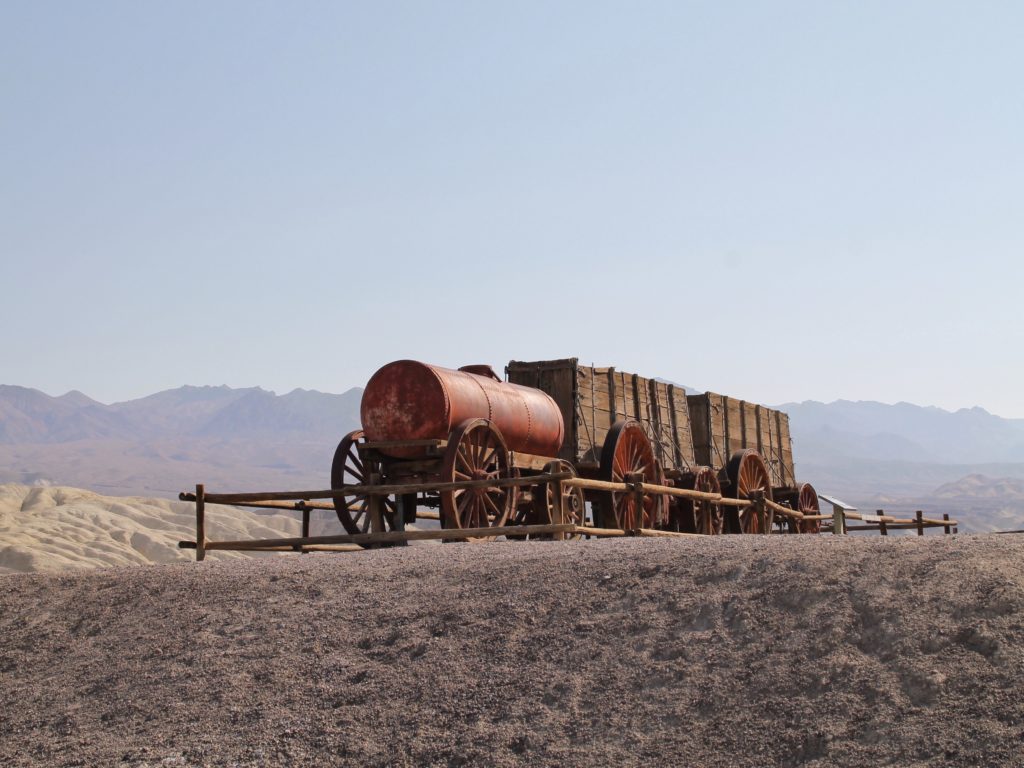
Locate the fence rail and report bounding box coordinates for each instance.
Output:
[177,474,959,561]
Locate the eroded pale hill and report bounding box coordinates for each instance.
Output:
[1,535,1022,766]
[0,484,307,573]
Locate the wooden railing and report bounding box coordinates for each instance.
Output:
[177,473,958,561]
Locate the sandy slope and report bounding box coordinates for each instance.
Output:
[0,484,309,573]
[2,535,1023,766]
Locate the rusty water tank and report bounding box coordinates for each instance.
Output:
[360,360,565,459]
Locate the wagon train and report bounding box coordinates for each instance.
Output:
[178,357,961,558]
[329,358,821,541]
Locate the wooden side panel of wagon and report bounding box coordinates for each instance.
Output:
[688,392,796,486]
[754,406,795,488]
[506,359,695,476]
[776,411,795,487]
[649,378,696,475]
[688,392,730,470]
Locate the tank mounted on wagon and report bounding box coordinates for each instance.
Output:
[360,360,564,459]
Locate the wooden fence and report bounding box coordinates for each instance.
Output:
[833,508,957,536]
[177,474,958,561]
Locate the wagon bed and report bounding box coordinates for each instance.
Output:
[687,392,795,489]
[505,358,696,477]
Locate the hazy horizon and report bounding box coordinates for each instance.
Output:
[2,379,1019,421]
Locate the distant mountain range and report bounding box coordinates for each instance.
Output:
[0,384,361,443]
[3,384,1024,531]
[778,400,1024,465]
[0,385,363,498]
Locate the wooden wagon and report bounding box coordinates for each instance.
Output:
[686,391,819,532]
[330,360,585,542]
[329,358,818,541]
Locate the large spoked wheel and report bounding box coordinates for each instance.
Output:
[529,460,585,540]
[675,467,724,535]
[724,449,774,535]
[439,418,515,538]
[330,430,399,536]
[796,483,820,534]
[597,420,666,530]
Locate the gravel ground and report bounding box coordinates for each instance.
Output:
[1,534,1023,767]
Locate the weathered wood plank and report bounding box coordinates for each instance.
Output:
[201,471,571,503]
[511,360,697,475]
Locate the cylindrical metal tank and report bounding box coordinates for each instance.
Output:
[360,360,565,459]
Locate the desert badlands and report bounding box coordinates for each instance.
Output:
[0,483,1023,766]
[0,484,306,574]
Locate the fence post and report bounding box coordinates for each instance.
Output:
[832,501,845,535]
[298,503,311,553]
[368,473,384,534]
[943,513,951,535]
[550,474,565,540]
[629,474,645,532]
[915,510,924,536]
[391,495,407,534]
[750,490,766,534]
[195,483,206,562]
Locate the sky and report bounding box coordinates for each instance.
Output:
[2,2,1023,416]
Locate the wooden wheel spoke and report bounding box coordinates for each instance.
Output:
[357,500,371,532]
[457,448,474,475]
[479,431,494,464]
[472,431,488,466]
[467,433,480,466]
[626,442,638,471]
[347,448,364,475]
[482,493,502,518]
[468,499,483,528]
[480,445,498,469]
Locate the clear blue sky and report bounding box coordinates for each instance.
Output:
[3,2,1022,416]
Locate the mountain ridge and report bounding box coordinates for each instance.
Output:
[776,398,1024,465]
[0,384,364,444]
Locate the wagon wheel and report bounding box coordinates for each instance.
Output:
[439,418,515,540]
[330,430,399,537]
[795,483,820,534]
[527,460,586,540]
[675,467,724,535]
[723,449,774,535]
[505,470,533,540]
[597,420,665,530]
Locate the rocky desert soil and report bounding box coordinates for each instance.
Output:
[2,535,1023,766]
